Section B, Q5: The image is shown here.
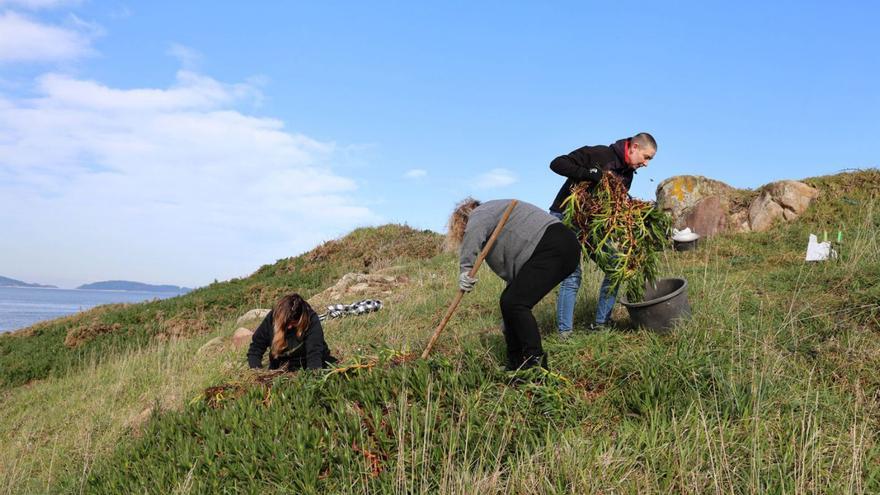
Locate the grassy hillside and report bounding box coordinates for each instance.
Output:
[1,170,878,493]
[0,225,442,389]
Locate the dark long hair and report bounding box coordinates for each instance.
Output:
[270,294,313,358]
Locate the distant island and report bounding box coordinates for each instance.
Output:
[76,280,192,293]
[0,275,57,288]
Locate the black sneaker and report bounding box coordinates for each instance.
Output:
[521,353,549,370]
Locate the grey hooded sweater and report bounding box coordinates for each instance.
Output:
[458,199,560,283]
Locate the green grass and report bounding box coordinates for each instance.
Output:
[1,170,878,493]
[0,326,238,493]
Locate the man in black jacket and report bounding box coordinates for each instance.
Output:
[548,133,656,337]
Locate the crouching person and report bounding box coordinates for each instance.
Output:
[247,293,336,370]
[448,198,580,371]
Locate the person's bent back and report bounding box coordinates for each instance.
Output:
[247,294,335,370]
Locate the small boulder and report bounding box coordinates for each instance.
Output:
[747,180,819,232]
[765,180,820,217]
[231,327,254,348]
[236,308,270,326]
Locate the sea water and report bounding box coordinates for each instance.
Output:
[0,286,183,333]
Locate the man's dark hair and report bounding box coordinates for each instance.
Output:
[632,132,657,151]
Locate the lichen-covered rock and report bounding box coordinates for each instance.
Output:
[235,308,271,326]
[656,176,736,228]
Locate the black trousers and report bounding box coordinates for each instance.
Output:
[500,223,580,369]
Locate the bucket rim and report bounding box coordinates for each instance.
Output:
[620,277,688,308]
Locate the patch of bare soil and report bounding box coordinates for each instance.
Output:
[64,322,122,348]
[156,314,212,341]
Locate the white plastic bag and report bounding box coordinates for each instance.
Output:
[805,234,837,261]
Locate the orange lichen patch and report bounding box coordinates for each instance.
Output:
[670,176,696,202]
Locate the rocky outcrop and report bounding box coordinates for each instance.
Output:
[309,272,409,309]
[656,176,819,236]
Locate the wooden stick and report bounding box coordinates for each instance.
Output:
[421,200,518,359]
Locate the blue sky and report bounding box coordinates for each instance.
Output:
[1,1,877,288]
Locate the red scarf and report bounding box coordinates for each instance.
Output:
[623,139,630,165]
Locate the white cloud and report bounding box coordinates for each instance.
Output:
[0,70,380,286]
[35,71,257,110]
[167,43,202,69]
[0,0,81,9]
[403,168,427,179]
[474,168,517,189]
[0,11,93,63]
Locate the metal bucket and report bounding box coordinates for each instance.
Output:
[621,278,690,332]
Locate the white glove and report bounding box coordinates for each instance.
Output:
[459,272,478,292]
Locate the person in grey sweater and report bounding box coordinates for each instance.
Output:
[447,198,580,370]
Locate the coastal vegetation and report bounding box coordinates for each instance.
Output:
[0,170,878,493]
